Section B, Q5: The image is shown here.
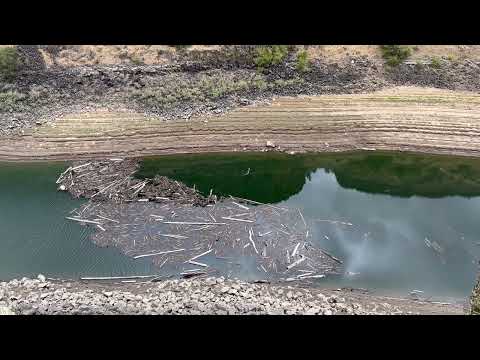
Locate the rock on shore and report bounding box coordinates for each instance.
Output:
[0,277,405,315]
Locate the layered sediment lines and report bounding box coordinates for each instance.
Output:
[2,87,480,161]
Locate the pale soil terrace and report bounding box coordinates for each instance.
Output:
[1,86,480,161]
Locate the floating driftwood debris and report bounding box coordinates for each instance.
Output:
[72,199,343,281]
[61,159,343,283]
[57,159,217,206]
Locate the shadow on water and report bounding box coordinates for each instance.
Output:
[138,151,480,201]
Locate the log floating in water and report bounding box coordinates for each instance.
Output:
[97,214,120,223]
[80,275,157,281]
[249,228,258,254]
[298,209,307,227]
[232,201,250,210]
[157,233,188,239]
[319,249,343,264]
[229,195,288,211]
[181,271,207,278]
[66,217,102,225]
[162,221,227,226]
[221,216,254,223]
[134,248,185,259]
[188,260,208,267]
[56,166,73,184]
[187,249,213,262]
[287,255,306,270]
[291,242,301,257]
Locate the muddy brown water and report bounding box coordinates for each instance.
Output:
[1,151,480,301]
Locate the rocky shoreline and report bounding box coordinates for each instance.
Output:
[0,276,465,315]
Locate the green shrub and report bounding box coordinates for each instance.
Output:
[296,50,310,72]
[129,55,143,65]
[0,90,26,111]
[430,56,442,68]
[0,47,19,81]
[414,60,424,70]
[380,45,412,67]
[254,45,289,70]
[130,71,305,109]
[172,45,191,52]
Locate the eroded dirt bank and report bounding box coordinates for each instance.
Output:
[2,87,480,161]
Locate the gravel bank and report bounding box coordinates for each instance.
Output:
[0,276,464,315]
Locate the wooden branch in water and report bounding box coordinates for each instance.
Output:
[134,248,185,259]
[80,275,157,281]
[259,231,272,237]
[132,181,148,195]
[287,255,306,270]
[188,260,208,267]
[157,234,188,239]
[232,202,250,210]
[229,195,288,211]
[159,257,169,269]
[319,249,343,264]
[70,162,92,172]
[66,217,102,225]
[249,228,259,254]
[187,249,213,262]
[90,180,120,198]
[181,271,207,278]
[221,216,254,223]
[97,215,120,223]
[162,221,226,226]
[298,209,307,227]
[291,242,301,257]
[56,166,73,184]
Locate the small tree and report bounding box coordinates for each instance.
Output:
[380,45,411,67]
[0,46,18,81]
[296,49,310,72]
[254,45,289,70]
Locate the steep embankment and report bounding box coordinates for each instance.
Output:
[2,87,480,160]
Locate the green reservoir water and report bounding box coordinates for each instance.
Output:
[139,152,480,298]
[2,152,480,298]
[0,162,156,280]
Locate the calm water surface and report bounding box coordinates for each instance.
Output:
[139,152,480,298]
[0,162,155,280]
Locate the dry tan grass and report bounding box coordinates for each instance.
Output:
[306,45,480,63]
[3,45,480,67]
[41,45,221,67]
